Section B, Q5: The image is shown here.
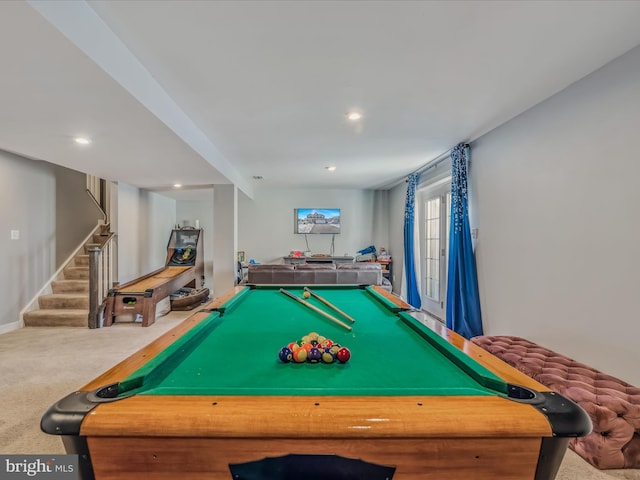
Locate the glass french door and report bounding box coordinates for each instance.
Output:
[420,185,451,320]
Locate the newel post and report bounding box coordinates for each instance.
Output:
[88,247,101,329]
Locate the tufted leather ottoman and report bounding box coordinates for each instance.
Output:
[471,335,640,470]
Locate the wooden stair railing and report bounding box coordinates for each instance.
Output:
[86,175,116,328]
[88,231,116,328]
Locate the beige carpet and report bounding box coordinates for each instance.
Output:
[0,311,638,480]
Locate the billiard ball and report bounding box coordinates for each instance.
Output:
[329,345,341,355]
[336,347,351,363]
[303,291,311,299]
[278,347,293,363]
[292,348,308,363]
[308,347,322,363]
[321,350,335,363]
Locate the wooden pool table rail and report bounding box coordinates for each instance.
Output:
[413,313,550,393]
[80,393,552,438]
[369,284,413,309]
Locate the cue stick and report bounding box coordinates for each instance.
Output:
[279,288,352,332]
[303,287,356,323]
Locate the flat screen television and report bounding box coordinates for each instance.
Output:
[294,208,341,234]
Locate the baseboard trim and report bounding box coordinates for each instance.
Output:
[0,319,22,335]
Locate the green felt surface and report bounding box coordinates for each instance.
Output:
[120,286,506,397]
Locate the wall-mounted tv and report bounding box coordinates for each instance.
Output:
[294,208,341,234]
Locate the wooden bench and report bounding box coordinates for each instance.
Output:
[471,335,640,470]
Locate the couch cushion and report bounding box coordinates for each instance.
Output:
[337,262,381,270]
[295,269,339,284]
[337,262,382,284]
[294,263,337,283]
[247,264,295,284]
[294,264,336,270]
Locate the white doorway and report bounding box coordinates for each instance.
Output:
[419,182,451,320]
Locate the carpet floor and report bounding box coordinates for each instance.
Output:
[0,310,638,480]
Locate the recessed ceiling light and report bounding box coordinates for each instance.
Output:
[173,184,182,188]
[346,112,362,121]
[325,166,337,172]
[74,137,91,145]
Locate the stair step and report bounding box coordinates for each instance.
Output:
[52,280,89,294]
[63,266,89,280]
[23,309,88,327]
[39,294,89,309]
[74,254,89,266]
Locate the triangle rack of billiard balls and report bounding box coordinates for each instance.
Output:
[278,332,351,364]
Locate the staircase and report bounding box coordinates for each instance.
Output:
[23,232,108,327]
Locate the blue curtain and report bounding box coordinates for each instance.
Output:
[446,144,483,338]
[404,172,421,308]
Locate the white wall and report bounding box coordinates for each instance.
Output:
[115,183,176,284]
[176,193,214,290]
[115,183,141,283]
[54,165,102,265]
[471,45,640,385]
[212,185,237,296]
[371,190,390,254]
[388,183,407,293]
[0,151,56,331]
[238,187,384,264]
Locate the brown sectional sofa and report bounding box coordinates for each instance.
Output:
[247,262,390,289]
[471,335,640,470]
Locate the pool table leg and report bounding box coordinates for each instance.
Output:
[534,437,570,480]
[61,435,95,480]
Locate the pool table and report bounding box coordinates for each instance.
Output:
[42,285,590,480]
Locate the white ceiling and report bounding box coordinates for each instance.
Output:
[2,1,640,200]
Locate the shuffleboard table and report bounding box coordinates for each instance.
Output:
[42,285,590,480]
